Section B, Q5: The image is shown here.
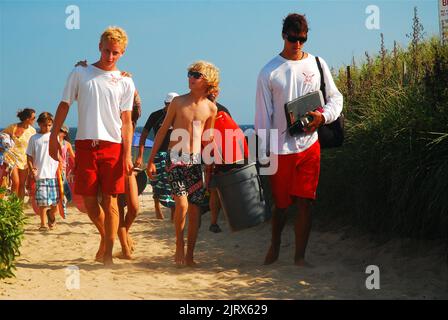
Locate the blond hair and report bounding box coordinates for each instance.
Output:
[100,26,128,51]
[188,61,220,96]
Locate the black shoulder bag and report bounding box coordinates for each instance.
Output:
[316,56,345,148]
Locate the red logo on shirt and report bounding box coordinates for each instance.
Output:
[302,72,315,85]
[109,74,122,85]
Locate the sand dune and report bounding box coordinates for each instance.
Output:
[1,190,447,300]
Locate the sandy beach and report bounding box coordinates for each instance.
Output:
[1,189,447,300]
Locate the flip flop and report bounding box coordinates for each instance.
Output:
[38,226,49,232]
[136,170,148,195]
[118,171,148,207]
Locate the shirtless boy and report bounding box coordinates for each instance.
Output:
[147,61,218,267]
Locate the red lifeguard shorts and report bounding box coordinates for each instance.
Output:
[74,140,124,196]
[269,140,320,208]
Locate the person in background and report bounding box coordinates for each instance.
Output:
[135,92,178,220]
[117,89,142,259]
[58,125,75,206]
[2,108,36,199]
[206,90,234,234]
[27,112,60,231]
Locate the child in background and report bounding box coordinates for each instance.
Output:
[0,133,15,193]
[0,133,15,166]
[27,112,60,231]
[58,125,75,206]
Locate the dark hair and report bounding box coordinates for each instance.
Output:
[131,90,142,128]
[282,13,308,35]
[37,112,53,124]
[60,127,71,143]
[61,133,71,143]
[17,108,36,122]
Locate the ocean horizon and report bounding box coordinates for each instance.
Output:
[70,125,255,165]
[1,124,254,166]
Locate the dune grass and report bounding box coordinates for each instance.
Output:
[316,9,448,241]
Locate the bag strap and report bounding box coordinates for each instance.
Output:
[315,56,328,105]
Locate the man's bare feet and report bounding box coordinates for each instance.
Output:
[294,258,314,268]
[95,252,104,263]
[95,240,106,263]
[175,240,185,266]
[263,243,280,265]
[127,235,135,253]
[185,256,199,268]
[103,255,114,266]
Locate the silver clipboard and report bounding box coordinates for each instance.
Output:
[284,90,325,130]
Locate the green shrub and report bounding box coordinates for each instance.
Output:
[315,10,448,241]
[0,187,27,279]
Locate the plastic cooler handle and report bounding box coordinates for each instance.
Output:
[256,173,264,202]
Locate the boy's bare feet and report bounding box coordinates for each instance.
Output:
[263,243,280,265]
[175,240,185,265]
[155,200,164,219]
[38,225,49,232]
[115,251,132,260]
[47,211,56,230]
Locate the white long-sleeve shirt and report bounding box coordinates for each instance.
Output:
[255,53,343,155]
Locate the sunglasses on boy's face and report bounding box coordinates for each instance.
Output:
[284,33,307,44]
[188,71,204,79]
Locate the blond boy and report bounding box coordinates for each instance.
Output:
[49,26,135,265]
[147,61,218,267]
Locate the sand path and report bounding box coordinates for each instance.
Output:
[1,191,447,299]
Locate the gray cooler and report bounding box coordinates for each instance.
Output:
[214,163,270,231]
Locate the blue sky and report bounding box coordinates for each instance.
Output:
[0,0,440,128]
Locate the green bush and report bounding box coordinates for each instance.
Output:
[0,187,27,279]
[315,9,448,241]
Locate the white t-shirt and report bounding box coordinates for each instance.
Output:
[255,53,343,155]
[62,65,135,143]
[26,132,59,180]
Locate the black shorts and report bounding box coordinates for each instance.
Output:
[166,152,205,205]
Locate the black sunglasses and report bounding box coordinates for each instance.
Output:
[188,71,204,79]
[285,34,307,44]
